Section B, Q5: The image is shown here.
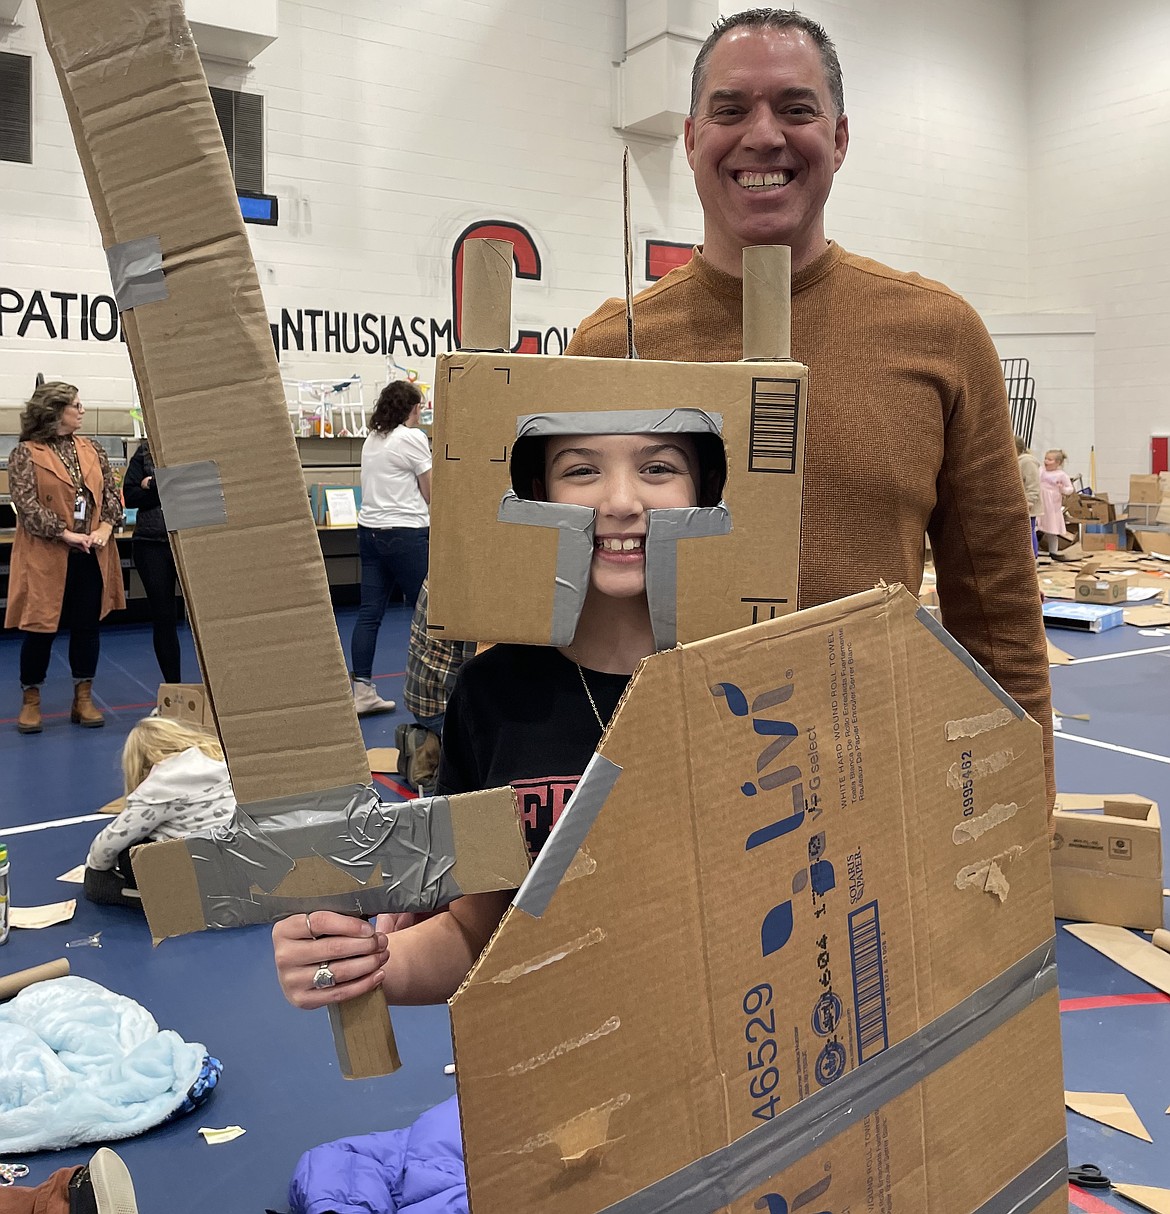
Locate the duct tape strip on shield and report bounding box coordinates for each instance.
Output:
[183,785,464,928]
[155,461,229,531]
[598,937,1060,1214]
[915,606,1026,720]
[514,753,622,918]
[106,236,167,312]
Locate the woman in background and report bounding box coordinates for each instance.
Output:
[123,438,182,684]
[349,380,430,715]
[6,381,124,733]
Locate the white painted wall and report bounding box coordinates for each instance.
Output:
[0,0,1161,498]
[1026,0,1170,499]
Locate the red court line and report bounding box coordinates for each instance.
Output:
[1061,992,1170,1012]
[1069,1185,1118,1213]
[373,772,415,801]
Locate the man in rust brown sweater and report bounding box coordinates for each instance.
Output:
[566,9,1055,806]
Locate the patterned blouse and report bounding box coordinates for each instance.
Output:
[7,437,124,540]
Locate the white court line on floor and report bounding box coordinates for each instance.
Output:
[5,813,108,836]
[1063,643,1170,665]
[1056,733,1170,765]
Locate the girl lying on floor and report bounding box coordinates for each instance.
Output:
[83,715,236,907]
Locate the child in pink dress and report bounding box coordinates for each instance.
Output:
[1038,449,1074,558]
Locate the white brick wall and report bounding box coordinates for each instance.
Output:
[1027,0,1170,499]
[0,0,1156,491]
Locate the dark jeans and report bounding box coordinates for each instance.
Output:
[133,537,182,683]
[350,525,429,681]
[20,548,104,685]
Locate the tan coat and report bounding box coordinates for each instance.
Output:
[4,439,126,632]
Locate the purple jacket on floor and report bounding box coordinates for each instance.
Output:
[290,1095,467,1214]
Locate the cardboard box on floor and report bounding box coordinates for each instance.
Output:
[1074,564,1128,604]
[1051,794,1163,930]
[451,584,1067,1214]
[156,683,212,728]
[1064,492,1114,524]
[36,0,531,1079]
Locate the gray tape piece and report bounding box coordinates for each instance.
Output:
[186,786,465,929]
[155,461,229,532]
[971,1141,1068,1214]
[644,505,732,650]
[515,409,723,438]
[105,236,167,312]
[599,937,1058,1214]
[498,492,595,646]
[915,605,1026,720]
[514,754,622,918]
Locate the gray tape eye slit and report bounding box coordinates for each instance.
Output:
[514,408,724,438]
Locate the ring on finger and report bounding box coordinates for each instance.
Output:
[312,962,336,990]
[305,912,317,940]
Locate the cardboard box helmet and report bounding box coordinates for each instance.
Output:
[427,241,809,650]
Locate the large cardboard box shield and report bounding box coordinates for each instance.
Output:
[451,584,1066,1213]
[1052,794,1163,930]
[428,355,807,647]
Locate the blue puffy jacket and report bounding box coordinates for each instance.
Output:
[290,1095,467,1214]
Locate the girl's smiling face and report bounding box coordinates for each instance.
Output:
[543,432,701,599]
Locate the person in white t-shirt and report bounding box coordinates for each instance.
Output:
[351,380,431,714]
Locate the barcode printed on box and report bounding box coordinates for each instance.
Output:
[748,378,801,473]
[848,900,889,1062]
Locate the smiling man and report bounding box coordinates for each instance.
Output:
[566,8,1055,807]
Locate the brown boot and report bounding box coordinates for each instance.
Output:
[17,685,42,734]
[71,680,105,727]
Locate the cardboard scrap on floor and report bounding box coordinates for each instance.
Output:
[98,796,126,816]
[1064,1091,1153,1141]
[9,901,76,929]
[1065,923,1170,996]
[366,747,399,774]
[1047,639,1073,665]
[57,864,85,884]
[199,1125,246,1145]
[1114,1184,1170,1214]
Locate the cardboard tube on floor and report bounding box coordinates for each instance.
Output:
[1152,929,1170,953]
[461,238,513,352]
[742,244,792,360]
[0,958,69,1001]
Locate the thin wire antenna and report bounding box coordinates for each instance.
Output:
[622,147,638,360]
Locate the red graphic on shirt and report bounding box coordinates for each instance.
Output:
[511,775,581,858]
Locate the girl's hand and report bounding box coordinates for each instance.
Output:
[272,910,389,1009]
[91,523,113,549]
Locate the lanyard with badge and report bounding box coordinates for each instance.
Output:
[58,437,89,528]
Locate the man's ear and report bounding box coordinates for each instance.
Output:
[684,115,697,169]
[833,113,849,172]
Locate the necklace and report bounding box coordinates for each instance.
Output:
[575,661,606,734]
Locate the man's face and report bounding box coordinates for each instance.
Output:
[685,26,848,277]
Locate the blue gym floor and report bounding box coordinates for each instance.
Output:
[1,608,1168,1212]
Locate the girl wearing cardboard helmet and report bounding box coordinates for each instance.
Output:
[273,426,727,1008]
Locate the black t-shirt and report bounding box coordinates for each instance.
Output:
[436,644,629,858]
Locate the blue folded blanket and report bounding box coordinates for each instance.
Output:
[0,975,210,1152]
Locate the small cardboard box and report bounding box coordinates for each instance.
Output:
[1051,794,1164,930]
[156,683,212,727]
[1133,529,1170,557]
[1042,601,1126,631]
[452,584,1066,1214]
[1129,474,1164,506]
[1074,567,1128,604]
[1064,492,1114,524]
[1079,518,1129,552]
